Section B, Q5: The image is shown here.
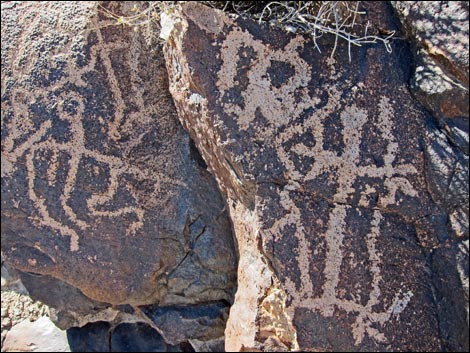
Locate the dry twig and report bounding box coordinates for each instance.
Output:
[204,1,395,61]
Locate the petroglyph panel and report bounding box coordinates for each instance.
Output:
[1,1,236,307]
[163,3,456,351]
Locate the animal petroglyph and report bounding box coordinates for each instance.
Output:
[2,1,240,308]
[215,27,420,345]
[2,4,185,252]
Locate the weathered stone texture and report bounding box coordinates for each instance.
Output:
[2,1,468,352]
[163,2,468,351]
[392,2,469,131]
[141,302,229,346]
[1,0,236,307]
[392,4,469,350]
[2,316,71,352]
[1,1,236,349]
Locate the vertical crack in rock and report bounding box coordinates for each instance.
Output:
[162,2,467,351]
[223,201,299,352]
[162,5,299,351]
[1,2,237,344]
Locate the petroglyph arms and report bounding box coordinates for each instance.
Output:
[164,2,451,351]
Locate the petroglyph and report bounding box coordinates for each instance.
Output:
[2,3,185,252]
[160,2,467,350]
[1,2,240,317]
[214,24,420,346]
[217,28,310,133]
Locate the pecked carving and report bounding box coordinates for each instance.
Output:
[1,1,236,310]
[163,2,467,351]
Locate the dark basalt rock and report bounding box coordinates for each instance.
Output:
[1,1,236,308]
[163,2,468,351]
[141,301,229,346]
[66,321,203,352]
[1,1,236,350]
[392,1,469,151]
[110,323,186,352]
[2,1,468,352]
[67,321,111,352]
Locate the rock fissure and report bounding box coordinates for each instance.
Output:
[162,2,467,351]
[1,1,468,352]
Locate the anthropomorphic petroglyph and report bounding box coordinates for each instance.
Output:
[215,28,420,345]
[164,3,445,351]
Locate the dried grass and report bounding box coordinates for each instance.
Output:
[98,1,395,60]
[96,2,172,46]
[204,1,395,61]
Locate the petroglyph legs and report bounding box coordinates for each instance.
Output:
[279,202,414,344]
[2,14,183,251]
[217,29,419,345]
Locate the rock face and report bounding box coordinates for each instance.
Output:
[163,2,468,352]
[2,317,70,352]
[392,1,469,121]
[141,302,229,346]
[2,1,468,352]
[392,3,469,351]
[1,1,236,349]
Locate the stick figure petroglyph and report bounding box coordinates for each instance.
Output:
[217,28,419,344]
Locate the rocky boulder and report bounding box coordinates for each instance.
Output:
[163,2,468,351]
[64,301,228,351]
[392,1,469,151]
[1,0,236,347]
[2,316,70,352]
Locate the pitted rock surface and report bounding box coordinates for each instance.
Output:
[164,2,468,351]
[391,1,468,84]
[392,2,469,128]
[392,4,469,349]
[1,0,236,313]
